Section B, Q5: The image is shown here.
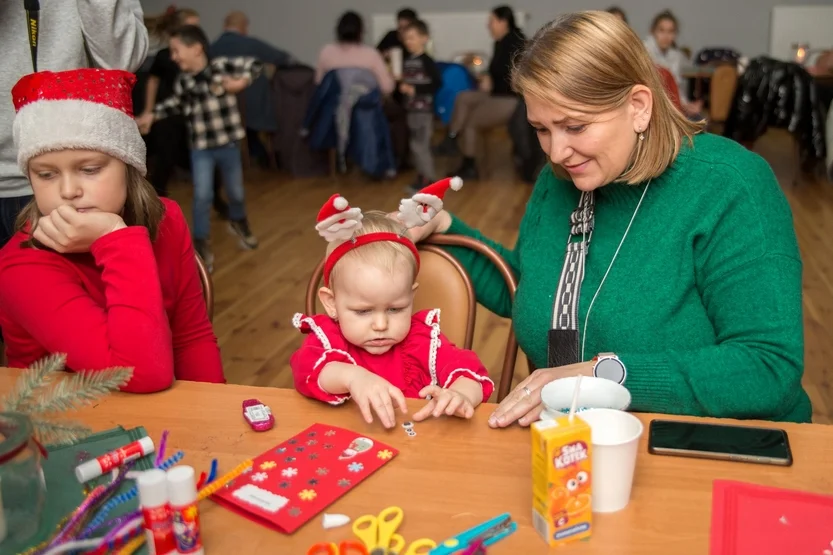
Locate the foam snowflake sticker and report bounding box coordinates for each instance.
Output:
[325,430,336,436]
[377,449,393,460]
[299,489,317,501]
[279,481,290,489]
[338,479,351,488]
[288,507,301,517]
[307,439,318,446]
[281,467,298,478]
[251,472,268,483]
[276,447,287,454]
[285,456,296,463]
[316,467,329,476]
[347,462,364,473]
[259,461,277,470]
[323,444,334,450]
[309,453,319,460]
[242,465,253,474]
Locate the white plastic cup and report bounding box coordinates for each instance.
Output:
[577,408,644,513]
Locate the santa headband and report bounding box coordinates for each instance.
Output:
[316,176,464,286]
[12,68,146,176]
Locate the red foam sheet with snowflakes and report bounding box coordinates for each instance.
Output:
[211,423,399,534]
[709,480,833,555]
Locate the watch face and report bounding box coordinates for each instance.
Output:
[245,405,270,423]
[596,358,625,383]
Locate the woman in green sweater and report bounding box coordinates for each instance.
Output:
[407,11,811,426]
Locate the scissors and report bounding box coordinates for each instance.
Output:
[353,506,437,555]
[307,540,369,555]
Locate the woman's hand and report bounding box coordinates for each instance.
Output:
[488,361,594,428]
[397,209,452,243]
[412,384,478,421]
[479,74,493,93]
[33,206,126,253]
[346,370,408,429]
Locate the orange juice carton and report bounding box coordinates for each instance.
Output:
[531,415,593,547]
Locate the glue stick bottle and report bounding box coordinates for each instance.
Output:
[167,465,205,555]
[137,469,176,555]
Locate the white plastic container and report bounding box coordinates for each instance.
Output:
[577,408,644,513]
[137,469,176,555]
[167,466,204,555]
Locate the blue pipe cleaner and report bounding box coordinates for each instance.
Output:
[206,459,218,484]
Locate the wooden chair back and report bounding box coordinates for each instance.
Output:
[709,64,739,123]
[195,253,214,323]
[304,234,520,401]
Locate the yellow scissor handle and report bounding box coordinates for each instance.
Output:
[401,538,437,555]
[375,506,404,548]
[352,514,379,549]
[388,534,405,553]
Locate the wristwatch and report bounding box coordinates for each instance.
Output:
[242,399,275,432]
[592,353,627,384]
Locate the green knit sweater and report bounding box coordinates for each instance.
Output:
[444,133,811,423]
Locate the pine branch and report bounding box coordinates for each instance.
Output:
[30,367,133,415]
[2,353,66,412]
[31,418,93,446]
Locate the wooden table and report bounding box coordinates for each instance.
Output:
[3,373,833,554]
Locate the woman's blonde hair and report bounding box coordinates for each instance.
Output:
[16,165,166,248]
[326,211,418,288]
[511,10,705,184]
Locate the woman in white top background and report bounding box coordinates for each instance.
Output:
[643,10,702,118]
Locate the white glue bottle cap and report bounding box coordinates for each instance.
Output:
[167,465,197,506]
[137,469,169,508]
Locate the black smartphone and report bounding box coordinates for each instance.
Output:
[647,419,793,466]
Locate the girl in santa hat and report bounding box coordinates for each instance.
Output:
[0,68,225,393]
[291,178,493,429]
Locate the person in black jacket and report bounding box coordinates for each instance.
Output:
[436,6,526,179]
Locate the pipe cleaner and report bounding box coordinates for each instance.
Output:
[197,459,253,501]
[80,450,184,538]
[155,430,169,466]
[206,458,219,484]
[115,534,146,555]
[49,465,133,549]
[40,518,142,555]
[101,515,143,548]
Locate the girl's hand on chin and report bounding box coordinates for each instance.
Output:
[33,205,126,253]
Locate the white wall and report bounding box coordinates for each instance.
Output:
[139,0,832,66]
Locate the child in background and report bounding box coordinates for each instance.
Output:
[0,68,225,393]
[398,20,442,193]
[136,25,260,273]
[290,177,493,429]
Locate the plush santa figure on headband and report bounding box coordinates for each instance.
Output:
[315,194,364,242]
[397,176,463,229]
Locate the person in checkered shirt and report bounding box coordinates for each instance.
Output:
[137,25,259,272]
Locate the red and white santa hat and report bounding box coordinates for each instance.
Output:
[12,68,146,176]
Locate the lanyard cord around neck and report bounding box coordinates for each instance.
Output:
[579,180,651,361]
[24,0,40,72]
[549,180,652,366]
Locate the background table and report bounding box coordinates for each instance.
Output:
[2,372,832,553]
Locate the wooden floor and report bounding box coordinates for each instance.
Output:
[167,129,833,424]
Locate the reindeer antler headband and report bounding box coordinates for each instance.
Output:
[315,177,464,287]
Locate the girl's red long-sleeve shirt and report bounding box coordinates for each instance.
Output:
[290,309,495,404]
[0,198,225,392]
